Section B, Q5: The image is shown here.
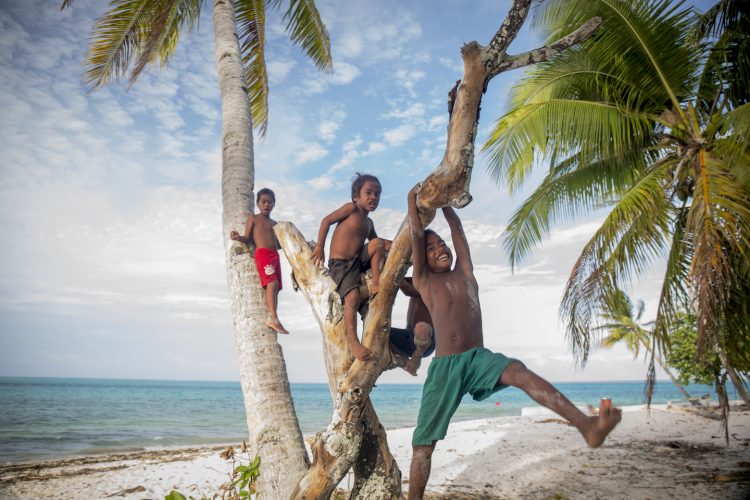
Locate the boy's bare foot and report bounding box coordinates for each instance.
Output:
[403,356,422,376]
[368,281,380,297]
[265,317,289,334]
[350,341,373,361]
[582,399,621,448]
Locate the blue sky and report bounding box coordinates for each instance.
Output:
[0,0,715,384]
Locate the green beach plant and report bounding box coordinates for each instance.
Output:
[595,289,700,406]
[483,0,750,404]
[62,0,331,496]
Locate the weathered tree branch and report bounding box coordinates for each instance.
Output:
[275,222,403,499]
[486,16,602,79]
[485,0,532,64]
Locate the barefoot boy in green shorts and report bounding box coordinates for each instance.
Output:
[405,185,622,499]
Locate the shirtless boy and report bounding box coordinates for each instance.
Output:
[390,277,435,376]
[312,173,390,361]
[230,188,288,334]
[406,185,621,499]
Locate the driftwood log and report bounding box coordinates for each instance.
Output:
[275,1,602,498]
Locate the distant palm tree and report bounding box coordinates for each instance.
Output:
[483,0,749,402]
[596,289,700,406]
[62,0,331,495]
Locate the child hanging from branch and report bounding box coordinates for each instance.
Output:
[405,184,622,499]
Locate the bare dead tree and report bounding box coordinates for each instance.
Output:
[274,1,601,497]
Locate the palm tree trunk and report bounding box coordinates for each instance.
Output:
[655,358,701,407]
[213,0,308,497]
[717,347,750,405]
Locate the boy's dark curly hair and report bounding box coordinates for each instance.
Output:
[256,187,276,203]
[351,172,381,201]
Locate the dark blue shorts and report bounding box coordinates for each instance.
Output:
[390,327,436,357]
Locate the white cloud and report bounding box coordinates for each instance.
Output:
[331,61,361,84]
[383,124,417,146]
[268,59,297,84]
[395,69,426,91]
[428,115,448,130]
[319,120,340,143]
[294,143,328,164]
[363,142,386,156]
[307,176,334,190]
[383,103,425,120]
[336,32,363,58]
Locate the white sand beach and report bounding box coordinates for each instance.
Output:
[1,404,748,499]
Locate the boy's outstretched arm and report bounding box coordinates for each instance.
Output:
[312,203,357,266]
[442,206,473,274]
[408,185,427,287]
[230,214,255,245]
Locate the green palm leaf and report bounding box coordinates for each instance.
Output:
[561,160,674,360]
[687,149,750,356]
[484,98,653,191]
[129,0,180,85]
[237,0,270,136]
[502,152,644,268]
[533,0,699,111]
[282,0,332,73]
[82,0,151,90]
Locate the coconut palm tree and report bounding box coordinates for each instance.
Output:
[62,0,331,496]
[482,0,750,403]
[596,289,700,406]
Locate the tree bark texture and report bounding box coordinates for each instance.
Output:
[281,1,601,497]
[214,0,309,497]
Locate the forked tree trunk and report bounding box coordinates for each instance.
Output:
[273,3,602,498]
[214,0,309,497]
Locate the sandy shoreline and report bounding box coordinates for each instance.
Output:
[1,404,749,499]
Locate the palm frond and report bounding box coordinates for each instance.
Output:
[501,151,644,268]
[129,0,180,86]
[561,160,674,361]
[687,149,750,358]
[651,203,691,354]
[533,0,700,110]
[159,0,203,65]
[281,0,332,73]
[484,98,653,191]
[711,103,750,186]
[692,0,749,40]
[236,0,269,135]
[83,0,152,90]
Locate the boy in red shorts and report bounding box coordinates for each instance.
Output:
[230,188,288,334]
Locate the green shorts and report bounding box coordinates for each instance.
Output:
[412,347,517,446]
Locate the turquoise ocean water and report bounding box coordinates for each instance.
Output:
[0,376,724,464]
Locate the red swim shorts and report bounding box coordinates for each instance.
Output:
[254,247,282,289]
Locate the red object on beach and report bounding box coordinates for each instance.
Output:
[495,401,501,406]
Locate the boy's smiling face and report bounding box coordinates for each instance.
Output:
[425,231,452,273]
[257,194,275,215]
[355,180,381,212]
